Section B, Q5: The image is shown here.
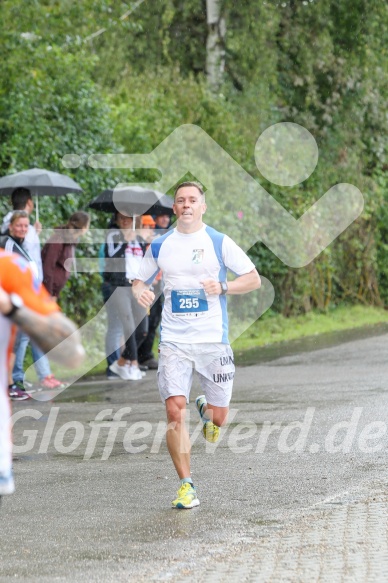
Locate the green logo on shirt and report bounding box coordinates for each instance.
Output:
[192,249,204,264]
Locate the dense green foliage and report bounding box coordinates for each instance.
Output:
[0,0,386,323]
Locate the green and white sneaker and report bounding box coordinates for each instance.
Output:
[195,395,220,443]
[172,483,200,509]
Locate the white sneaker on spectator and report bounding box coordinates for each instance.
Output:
[127,365,143,380]
[109,361,132,380]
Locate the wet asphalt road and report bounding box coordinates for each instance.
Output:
[2,331,388,582]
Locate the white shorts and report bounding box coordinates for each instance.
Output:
[157,342,235,408]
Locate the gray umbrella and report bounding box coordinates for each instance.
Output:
[0,168,83,221]
[88,185,174,217]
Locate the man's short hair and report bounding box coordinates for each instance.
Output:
[174,181,205,201]
[11,188,32,210]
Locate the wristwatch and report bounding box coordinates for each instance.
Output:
[4,293,24,319]
[220,281,228,295]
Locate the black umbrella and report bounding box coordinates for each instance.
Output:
[88,185,174,217]
[0,168,83,221]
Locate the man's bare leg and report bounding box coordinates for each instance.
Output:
[166,395,200,509]
[202,404,229,427]
[195,398,229,443]
[165,396,191,478]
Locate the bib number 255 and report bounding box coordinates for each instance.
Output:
[179,297,199,309]
[171,289,208,316]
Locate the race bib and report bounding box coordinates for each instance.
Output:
[171,289,208,317]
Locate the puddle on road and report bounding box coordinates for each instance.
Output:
[45,322,388,404]
[13,454,42,462]
[54,387,111,403]
[234,322,388,366]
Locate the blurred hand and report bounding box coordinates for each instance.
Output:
[200,279,222,295]
[0,285,12,315]
[134,288,155,308]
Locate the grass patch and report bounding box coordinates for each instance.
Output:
[23,305,388,379]
[72,305,388,376]
[231,305,388,351]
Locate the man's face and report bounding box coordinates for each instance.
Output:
[26,199,34,215]
[173,187,206,232]
[155,214,170,229]
[10,217,29,239]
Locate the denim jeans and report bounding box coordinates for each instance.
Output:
[13,330,51,383]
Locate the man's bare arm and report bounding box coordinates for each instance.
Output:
[201,269,261,295]
[132,279,155,308]
[0,288,85,368]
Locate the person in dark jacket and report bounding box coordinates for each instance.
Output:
[104,211,148,381]
[99,215,122,379]
[0,210,33,263]
[137,213,171,370]
[0,211,64,395]
[41,211,90,299]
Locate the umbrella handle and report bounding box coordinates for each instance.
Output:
[35,195,39,223]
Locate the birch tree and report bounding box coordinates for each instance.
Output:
[206,0,226,92]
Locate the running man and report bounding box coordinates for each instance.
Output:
[133,182,260,509]
[0,250,85,499]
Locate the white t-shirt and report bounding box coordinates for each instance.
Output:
[125,240,144,280]
[137,224,256,344]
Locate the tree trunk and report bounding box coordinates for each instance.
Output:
[206,0,226,92]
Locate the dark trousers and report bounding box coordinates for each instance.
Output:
[102,282,121,372]
[138,295,163,363]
